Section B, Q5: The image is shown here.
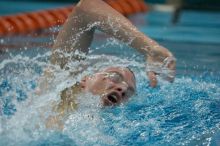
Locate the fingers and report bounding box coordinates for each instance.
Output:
[147,71,157,88]
[147,60,176,87]
[167,58,176,82]
[162,56,176,82]
[163,75,175,83]
[146,54,176,87]
[167,58,176,71]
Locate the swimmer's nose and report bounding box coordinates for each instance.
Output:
[114,84,129,99]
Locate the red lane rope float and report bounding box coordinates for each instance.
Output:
[125,0,142,13]
[137,0,149,12]
[17,14,39,32]
[4,17,25,34]
[0,0,148,36]
[0,19,14,35]
[117,0,134,15]
[0,6,73,36]
[27,13,49,30]
[105,0,125,14]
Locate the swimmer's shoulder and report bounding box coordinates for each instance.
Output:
[56,83,82,114]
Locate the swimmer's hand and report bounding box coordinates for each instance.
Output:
[146,45,176,87]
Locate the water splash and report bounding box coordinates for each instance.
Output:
[0,32,220,146]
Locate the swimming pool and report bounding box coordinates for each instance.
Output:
[0,10,220,146]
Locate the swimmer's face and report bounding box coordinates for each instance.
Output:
[80,67,136,106]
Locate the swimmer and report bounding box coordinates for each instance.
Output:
[51,0,176,106]
[44,0,176,128]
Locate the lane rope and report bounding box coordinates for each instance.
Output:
[0,0,148,36]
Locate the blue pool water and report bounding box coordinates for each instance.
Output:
[0,10,220,146]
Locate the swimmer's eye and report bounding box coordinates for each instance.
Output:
[107,72,123,83]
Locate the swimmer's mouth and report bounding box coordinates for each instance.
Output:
[107,94,118,103]
[102,92,120,106]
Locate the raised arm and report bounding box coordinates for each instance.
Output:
[51,0,176,87]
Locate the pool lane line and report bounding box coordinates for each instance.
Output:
[0,6,73,36]
[0,0,148,36]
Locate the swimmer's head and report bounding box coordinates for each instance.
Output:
[80,67,136,106]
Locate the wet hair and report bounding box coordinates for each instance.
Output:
[126,67,136,81]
